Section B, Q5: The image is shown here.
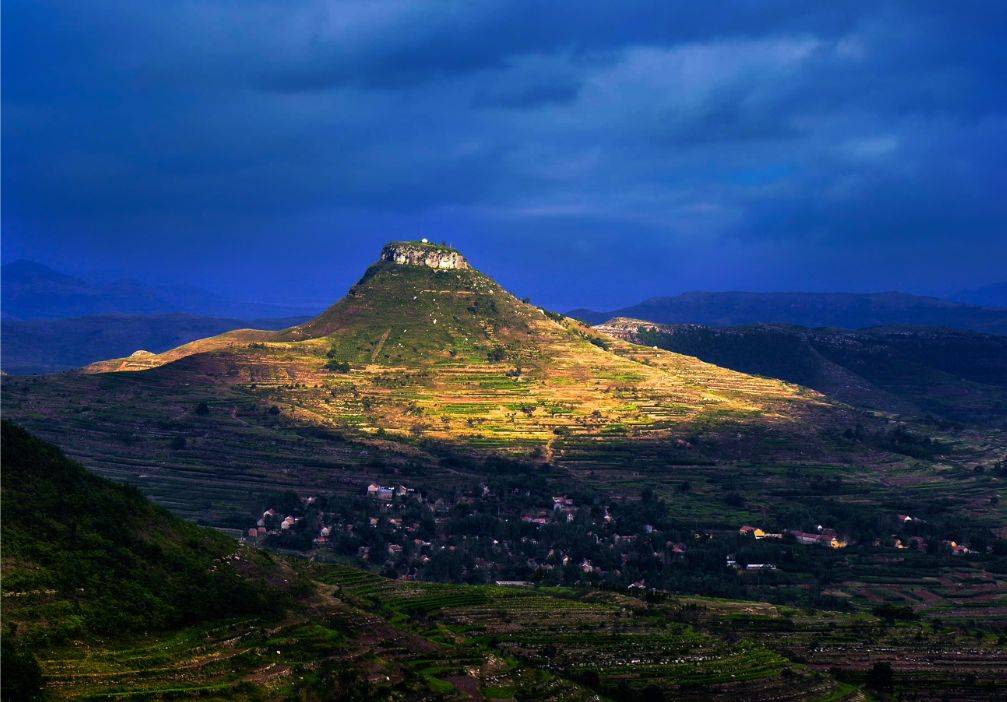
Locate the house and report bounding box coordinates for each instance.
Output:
[366,483,381,496]
[945,540,972,555]
[580,559,594,573]
[790,529,845,548]
[739,525,765,538]
[746,563,776,571]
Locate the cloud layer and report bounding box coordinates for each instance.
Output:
[3,1,1005,308]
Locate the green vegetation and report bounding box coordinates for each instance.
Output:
[2,426,1005,700]
[1,422,282,645]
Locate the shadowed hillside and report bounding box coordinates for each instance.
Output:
[598,318,1007,424]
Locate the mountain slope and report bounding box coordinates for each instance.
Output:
[570,291,1007,335]
[599,319,1007,424]
[68,241,837,453]
[0,422,283,645]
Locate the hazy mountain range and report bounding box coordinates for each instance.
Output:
[2,314,309,375]
[2,259,319,320]
[570,290,1007,335]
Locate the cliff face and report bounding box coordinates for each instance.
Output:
[380,242,469,270]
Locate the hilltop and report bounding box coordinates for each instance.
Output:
[570,291,1007,335]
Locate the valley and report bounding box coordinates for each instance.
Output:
[4,424,1005,701]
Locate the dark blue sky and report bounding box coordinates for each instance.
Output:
[3,1,1005,310]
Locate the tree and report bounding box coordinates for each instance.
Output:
[867,661,893,691]
[1,632,44,701]
[487,346,507,362]
[194,401,210,416]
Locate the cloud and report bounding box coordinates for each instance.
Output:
[2,0,1005,306]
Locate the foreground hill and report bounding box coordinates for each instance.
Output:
[4,426,1004,700]
[598,319,1007,425]
[1,313,309,375]
[570,291,1007,335]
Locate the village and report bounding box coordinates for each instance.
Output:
[243,477,981,597]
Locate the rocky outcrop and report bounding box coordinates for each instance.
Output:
[380,242,468,270]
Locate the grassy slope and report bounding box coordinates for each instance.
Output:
[0,422,282,645]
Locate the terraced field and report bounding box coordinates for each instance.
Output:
[318,564,855,701]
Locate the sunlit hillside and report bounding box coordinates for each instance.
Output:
[74,241,839,456]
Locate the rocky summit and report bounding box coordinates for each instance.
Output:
[380,240,469,270]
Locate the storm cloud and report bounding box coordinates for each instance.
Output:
[3,1,1005,309]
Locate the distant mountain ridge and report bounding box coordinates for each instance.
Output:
[2,259,319,320]
[570,291,1007,335]
[951,281,1007,308]
[1,313,309,375]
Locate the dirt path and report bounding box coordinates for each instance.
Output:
[370,329,391,362]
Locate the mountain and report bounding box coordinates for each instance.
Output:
[5,425,1004,701]
[598,318,1007,425]
[951,281,1007,308]
[569,291,1007,335]
[2,241,853,525]
[1,259,318,320]
[1,313,309,375]
[2,242,1003,597]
